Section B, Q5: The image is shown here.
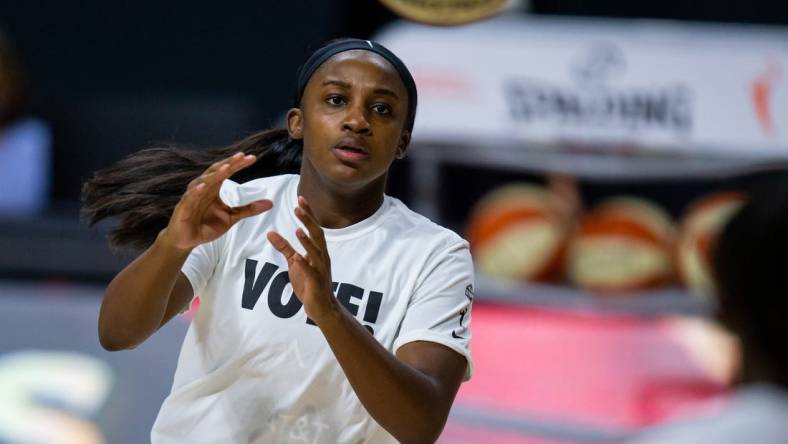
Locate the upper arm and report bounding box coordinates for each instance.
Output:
[393,241,475,380]
[396,341,467,411]
[158,272,195,329]
[161,232,225,329]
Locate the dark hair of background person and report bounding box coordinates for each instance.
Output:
[0,31,28,128]
[713,177,788,389]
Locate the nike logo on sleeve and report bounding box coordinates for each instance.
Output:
[451,284,474,339]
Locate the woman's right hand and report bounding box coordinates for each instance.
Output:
[159,152,273,251]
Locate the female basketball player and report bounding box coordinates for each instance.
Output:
[83,39,474,444]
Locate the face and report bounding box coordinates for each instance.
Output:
[287,50,411,191]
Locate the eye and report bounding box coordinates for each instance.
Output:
[326,95,346,106]
[371,103,392,115]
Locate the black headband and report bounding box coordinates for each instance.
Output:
[294,38,418,132]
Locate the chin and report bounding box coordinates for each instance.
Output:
[323,164,385,190]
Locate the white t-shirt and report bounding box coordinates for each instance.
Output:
[627,384,788,444]
[151,174,475,444]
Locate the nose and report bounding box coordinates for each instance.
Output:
[342,103,371,134]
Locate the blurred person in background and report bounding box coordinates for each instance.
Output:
[0,30,50,217]
[629,179,788,444]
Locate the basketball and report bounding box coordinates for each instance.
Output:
[467,184,569,282]
[567,197,675,294]
[676,192,746,297]
[378,0,511,26]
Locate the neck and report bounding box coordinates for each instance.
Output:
[297,163,387,229]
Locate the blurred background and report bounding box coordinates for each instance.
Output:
[1,0,787,443]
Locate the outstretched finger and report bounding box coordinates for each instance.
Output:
[189,154,256,216]
[292,254,320,279]
[225,152,258,176]
[267,231,301,264]
[178,182,207,221]
[295,228,322,267]
[203,154,257,190]
[204,151,246,175]
[186,167,223,191]
[295,197,326,247]
[186,153,240,192]
[228,199,274,225]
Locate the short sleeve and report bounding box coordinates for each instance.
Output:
[393,241,475,380]
[181,238,223,298]
[180,179,239,296]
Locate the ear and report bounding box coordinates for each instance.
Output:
[395,130,411,160]
[287,108,303,140]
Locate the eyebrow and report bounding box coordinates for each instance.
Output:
[322,79,400,100]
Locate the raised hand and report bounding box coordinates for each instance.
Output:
[267,196,338,323]
[161,152,273,251]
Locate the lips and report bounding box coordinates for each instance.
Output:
[333,137,369,162]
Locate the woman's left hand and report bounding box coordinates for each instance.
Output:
[267,196,338,324]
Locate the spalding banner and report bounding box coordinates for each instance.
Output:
[375,16,788,177]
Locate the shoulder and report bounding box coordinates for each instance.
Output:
[219,174,297,207]
[384,197,470,261]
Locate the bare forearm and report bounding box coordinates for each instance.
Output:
[99,230,192,350]
[317,308,447,444]
[270,197,461,442]
[97,154,268,350]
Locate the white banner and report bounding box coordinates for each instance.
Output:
[376,16,788,161]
